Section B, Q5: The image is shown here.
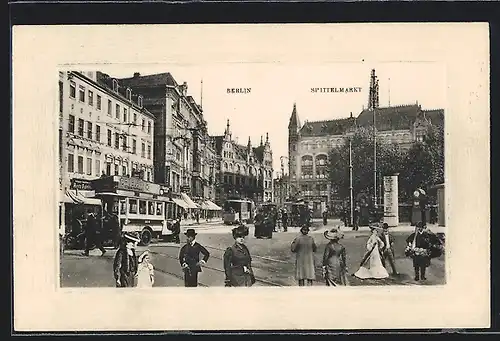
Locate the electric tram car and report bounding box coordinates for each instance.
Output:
[223,198,253,225]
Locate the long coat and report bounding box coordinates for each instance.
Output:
[291,234,317,280]
[223,243,255,287]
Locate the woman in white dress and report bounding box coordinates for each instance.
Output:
[354,225,389,279]
[136,250,155,288]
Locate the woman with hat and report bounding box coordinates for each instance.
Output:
[113,232,140,287]
[353,224,389,280]
[178,228,210,287]
[322,227,349,286]
[223,225,255,287]
[291,225,317,286]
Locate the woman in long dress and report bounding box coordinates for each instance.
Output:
[322,228,349,286]
[223,225,255,287]
[354,225,389,279]
[291,225,317,286]
[136,250,155,288]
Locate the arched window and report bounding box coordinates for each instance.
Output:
[301,155,313,166]
[236,164,241,173]
[316,154,328,166]
[224,162,228,171]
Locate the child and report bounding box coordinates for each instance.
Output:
[136,250,155,288]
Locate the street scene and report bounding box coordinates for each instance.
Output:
[58,64,446,288]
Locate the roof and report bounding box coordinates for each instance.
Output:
[356,104,421,131]
[117,72,178,88]
[299,117,356,137]
[212,135,266,164]
[423,109,445,126]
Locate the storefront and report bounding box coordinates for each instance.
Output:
[200,199,223,221]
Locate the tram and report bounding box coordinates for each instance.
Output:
[223,198,253,225]
[91,175,175,246]
[284,201,311,227]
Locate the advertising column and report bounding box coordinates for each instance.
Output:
[383,174,399,227]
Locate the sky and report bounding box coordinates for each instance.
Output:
[99,62,447,177]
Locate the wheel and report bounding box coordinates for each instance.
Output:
[140,229,153,246]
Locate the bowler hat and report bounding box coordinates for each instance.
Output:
[382,223,389,229]
[184,228,197,237]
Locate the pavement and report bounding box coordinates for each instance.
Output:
[60,218,446,288]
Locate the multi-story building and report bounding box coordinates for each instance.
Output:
[288,69,444,217]
[117,72,216,209]
[58,71,155,230]
[212,120,274,206]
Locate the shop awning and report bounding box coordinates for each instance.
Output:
[172,198,189,209]
[202,200,222,211]
[61,189,102,206]
[181,193,200,209]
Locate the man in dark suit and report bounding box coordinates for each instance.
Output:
[406,221,439,281]
[82,209,106,257]
[379,223,398,275]
[179,229,210,287]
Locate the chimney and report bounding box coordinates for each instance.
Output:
[133,72,140,78]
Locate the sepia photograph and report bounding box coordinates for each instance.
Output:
[58,63,446,288]
[13,24,490,331]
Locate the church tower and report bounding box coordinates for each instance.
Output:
[288,102,301,195]
[368,69,380,110]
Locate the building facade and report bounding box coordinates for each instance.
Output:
[213,120,273,206]
[58,71,155,229]
[288,69,444,217]
[117,73,217,205]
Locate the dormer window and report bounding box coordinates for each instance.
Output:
[138,95,143,108]
[112,79,119,92]
[126,88,132,100]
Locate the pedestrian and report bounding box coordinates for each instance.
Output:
[379,223,399,276]
[322,228,349,286]
[136,250,155,288]
[354,224,389,280]
[291,225,317,286]
[353,205,360,231]
[81,209,106,257]
[179,229,210,287]
[322,208,328,226]
[113,232,140,288]
[281,209,288,232]
[170,214,181,244]
[405,221,442,282]
[223,225,255,287]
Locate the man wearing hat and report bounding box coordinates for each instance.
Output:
[178,229,210,287]
[406,221,433,281]
[379,223,398,276]
[113,232,140,287]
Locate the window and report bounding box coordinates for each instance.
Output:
[67,153,74,172]
[59,81,63,114]
[87,122,93,139]
[141,119,145,131]
[96,94,102,110]
[88,90,94,106]
[107,129,112,146]
[147,144,151,159]
[78,119,84,136]
[107,100,112,116]
[147,121,151,134]
[122,165,127,176]
[129,199,138,214]
[148,201,155,215]
[114,165,119,175]
[115,133,120,149]
[122,136,127,151]
[156,202,164,216]
[123,108,127,123]
[139,200,147,214]
[68,115,75,133]
[138,95,143,108]
[141,143,145,158]
[133,113,137,125]
[95,159,100,176]
[95,125,101,142]
[120,200,126,215]
[106,162,111,175]
[112,79,118,92]
[87,157,92,175]
[69,82,76,98]
[126,88,132,100]
[79,86,85,102]
[116,104,120,119]
[132,139,137,154]
[77,156,84,174]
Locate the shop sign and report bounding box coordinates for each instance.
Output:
[118,176,160,195]
[70,178,93,191]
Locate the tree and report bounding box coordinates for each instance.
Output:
[328,127,405,203]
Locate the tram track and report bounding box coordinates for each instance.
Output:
[147,248,284,287]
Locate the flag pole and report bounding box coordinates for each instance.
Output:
[349,139,354,227]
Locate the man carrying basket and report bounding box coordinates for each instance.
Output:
[405,222,443,282]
